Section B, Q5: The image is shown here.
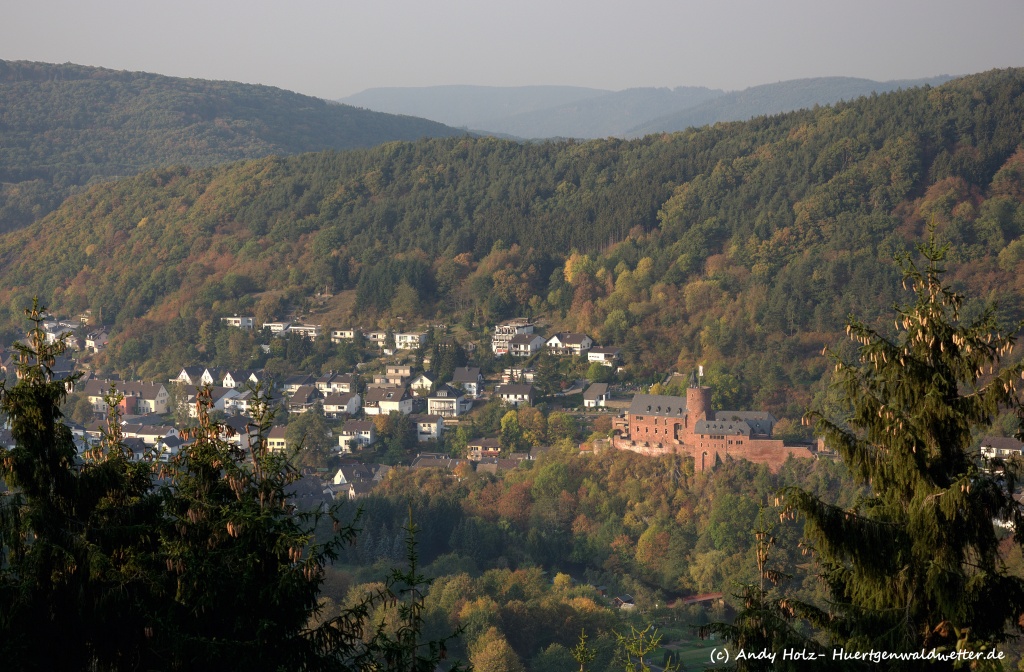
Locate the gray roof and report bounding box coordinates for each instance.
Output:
[495,383,534,398]
[451,366,481,383]
[714,411,776,436]
[694,419,753,437]
[583,383,609,400]
[628,394,687,418]
[980,436,1024,451]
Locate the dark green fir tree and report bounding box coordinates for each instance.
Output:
[787,239,1024,667]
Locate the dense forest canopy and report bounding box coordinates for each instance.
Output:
[1,68,1024,420]
[0,60,465,232]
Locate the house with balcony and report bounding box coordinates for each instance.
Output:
[427,384,472,418]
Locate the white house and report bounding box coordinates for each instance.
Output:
[323,392,360,419]
[451,367,484,397]
[330,328,357,343]
[588,346,622,366]
[508,333,544,358]
[221,316,255,329]
[583,383,609,408]
[339,420,376,451]
[427,384,472,418]
[491,318,534,355]
[410,414,444,442]
[495,383,535,408]
[394,332,427,350]
[545,332,593,356]
[287,324,321,340]
[363,387,413,416]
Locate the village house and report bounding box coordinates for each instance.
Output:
[979,436,1024,460]
[363,330,390,347]
[427,384,472,418]
[491,318,534,355]
[495,383,535,408]
[410,414,444,442]
[467,437,502,461]
[451,366,484,397]
[221,315,255,329]
[267,426,289,453]
[330,328,357,343]
[185,386,240,417]
[222,369,260,389]
[287,323,321,340]
[287,385,321,414]
[394,331,427,350]
[587,346,622,367]
[509,333,545,358]
[316,372,358,394]
[583,383,609,408]
[281,374,316,395]
[84,380,169,416]
[409,371,437,396]
[545,332,593,356]
[339,420,376,451]
[121,424,179,445]
[502,367,536,384]
[262,321,291,334]
[371,365,412,388]
[363,387,413,416]
[322,392,360,419]
[85,329,109,353]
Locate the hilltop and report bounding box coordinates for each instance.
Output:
[0,60,466,232]
[339,76,952,139]
[1,69,1023,421]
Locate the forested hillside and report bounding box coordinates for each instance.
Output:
[0,60,465,232]
[2,69,1024,420]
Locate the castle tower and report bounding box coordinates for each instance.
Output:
[686,384,712,424]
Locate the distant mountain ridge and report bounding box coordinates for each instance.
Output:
[340,76,955,139]
[0,60,466,233]
[627,75,956,136]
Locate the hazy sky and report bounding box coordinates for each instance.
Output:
[4,0,1023,99]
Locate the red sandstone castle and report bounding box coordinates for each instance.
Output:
[612,384,815,472]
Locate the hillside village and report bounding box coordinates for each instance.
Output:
[0,313,858,502]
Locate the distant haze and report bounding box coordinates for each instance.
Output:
[1,0,1022,100]
[340,77,953,139]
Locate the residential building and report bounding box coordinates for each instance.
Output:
[287,386,321,414]
[267,426,289,453]
[427,384,472,418]
[317,372,358,394]
[363,387,413,416]
[494,383,535,408]
[339,420,376,451]
[508,333,544,358]
[83,380,169,416]
[583,383,609,408]
[330,328,357,343]
[451,366,484,397]
[364,330,390,347]
[410,414,444,442]
[287,323,321,340]
[588,346,622,366]
[262,321,291,334]
[394,332,427,350]
[491,318,534,355]
[323,392,360,419]
[409,372,437,396]
[221,316,255,329]
[467,437,502,461]
[545,332,593,356]
[85,330,109,353]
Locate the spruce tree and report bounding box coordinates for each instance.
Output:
[787,239,1024,664]
[0,302,163,670]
